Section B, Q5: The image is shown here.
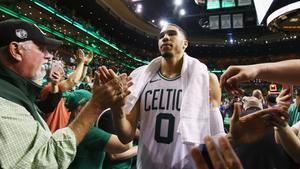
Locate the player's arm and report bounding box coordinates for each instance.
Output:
[208,73,225,138]
[112,99,140,144]
[98,65,138,144]
[209,73,221,108]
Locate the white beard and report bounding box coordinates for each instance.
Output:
[32,64,47,85]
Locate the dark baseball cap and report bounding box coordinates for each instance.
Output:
[0,19,62,50]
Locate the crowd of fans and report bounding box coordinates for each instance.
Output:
[0,0,300,169]
[5,0,299,74]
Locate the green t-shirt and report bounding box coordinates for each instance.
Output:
[68,127,111,169]
[102,156,132,169]
[288,103,300,126]
[102,139,138,169]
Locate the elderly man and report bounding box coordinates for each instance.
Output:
[0,19,131,168]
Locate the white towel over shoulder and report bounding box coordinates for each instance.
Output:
[123,53,210,144]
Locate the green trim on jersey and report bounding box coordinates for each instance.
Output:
[158,71,181,81]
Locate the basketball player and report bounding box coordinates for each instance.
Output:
[99,24,225,169]
[100,23,292,169]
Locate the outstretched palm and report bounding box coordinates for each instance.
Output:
[229,103,288,145]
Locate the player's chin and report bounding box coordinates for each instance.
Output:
[161,51,173,59]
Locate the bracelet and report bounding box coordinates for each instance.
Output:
[84,64,89,67]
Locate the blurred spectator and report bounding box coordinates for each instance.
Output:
[266,94,277,108]
[288,88,300,126]
[252,89,267,108]
[96,109,138,169]
[66,90,132,169]
[235,96,298,169]
[242,96,263,111]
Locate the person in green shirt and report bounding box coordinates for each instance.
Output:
[69,127,112,169]
[288,89,300,126]
[97,109,138,169]
[66,90,132,169]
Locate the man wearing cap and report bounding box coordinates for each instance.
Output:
[0,19,131,168]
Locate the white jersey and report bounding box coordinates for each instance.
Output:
[138,71,196,169]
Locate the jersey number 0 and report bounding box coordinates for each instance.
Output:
[155,113,175,144]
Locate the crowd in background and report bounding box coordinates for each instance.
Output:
[0,0,300,169]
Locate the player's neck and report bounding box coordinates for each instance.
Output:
[160,54,183,78]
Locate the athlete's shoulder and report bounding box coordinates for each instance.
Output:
[209,72,218,81]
